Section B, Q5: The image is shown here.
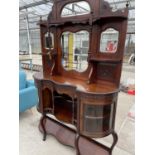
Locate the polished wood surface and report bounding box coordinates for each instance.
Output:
[34,72,118,94]
[34,0,128,154]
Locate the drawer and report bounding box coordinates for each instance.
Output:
[54,84,76,98]
[79,93,117,105]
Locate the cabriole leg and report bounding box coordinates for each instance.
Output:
[110,131,118,154]
[40,115,47,141]
[75,133,80,155]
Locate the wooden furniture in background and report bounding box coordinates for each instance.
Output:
[33,0,128,154]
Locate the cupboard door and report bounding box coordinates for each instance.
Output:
[83,104,114,133]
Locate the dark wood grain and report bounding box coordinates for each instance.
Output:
[34,0,128,154]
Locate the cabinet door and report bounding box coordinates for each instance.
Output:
[82,104,114,136]
[78,93,117,138]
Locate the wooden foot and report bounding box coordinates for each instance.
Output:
[75,134,80,155]
[40,115,47,141]
[110,131,118,154]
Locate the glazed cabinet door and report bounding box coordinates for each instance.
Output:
[78,92,118,138]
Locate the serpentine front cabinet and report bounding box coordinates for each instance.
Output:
[33,0,128,154]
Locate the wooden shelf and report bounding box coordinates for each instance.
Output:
[39,116,111,155]
[85,114,110,119]
[89,57,121,63]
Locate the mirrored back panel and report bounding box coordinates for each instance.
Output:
[61,1,91,17]
[61,31,89,72]
[100,28,119,53]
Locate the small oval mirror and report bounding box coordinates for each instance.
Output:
[44,32,54,49]
[100,28,119,53]
[61,1,91,17]
[61,31,89,72]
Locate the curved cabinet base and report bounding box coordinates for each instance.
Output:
[39,115,117,155]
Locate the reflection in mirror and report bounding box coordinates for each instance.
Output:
[100,28,119,53]
[61,1,91,17]
[44,32,54,49]
[61,31,89,72]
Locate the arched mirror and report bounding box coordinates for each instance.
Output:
[100,28,119,53]
[61,31,89,72]
[61,1,91,17]
[44,32,54,49]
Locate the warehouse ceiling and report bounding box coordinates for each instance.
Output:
[19,0,135,33]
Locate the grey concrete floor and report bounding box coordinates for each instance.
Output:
[19,54,135,155]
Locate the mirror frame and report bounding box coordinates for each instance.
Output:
[99,28,119,54]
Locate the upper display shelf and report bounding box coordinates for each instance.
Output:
[43,0,128,26]
[38,0,128,86]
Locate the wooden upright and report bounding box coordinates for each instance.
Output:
[33,0,128,154]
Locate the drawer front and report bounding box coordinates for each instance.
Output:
[54,84,76,98]
[79,92,118,106]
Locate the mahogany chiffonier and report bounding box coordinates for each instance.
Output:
[33,0,128,154]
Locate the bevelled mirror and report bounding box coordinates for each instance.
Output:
[100,28,119,53]
[44,32,54,49]
[61,31,89,72]
[61,1,91,17]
